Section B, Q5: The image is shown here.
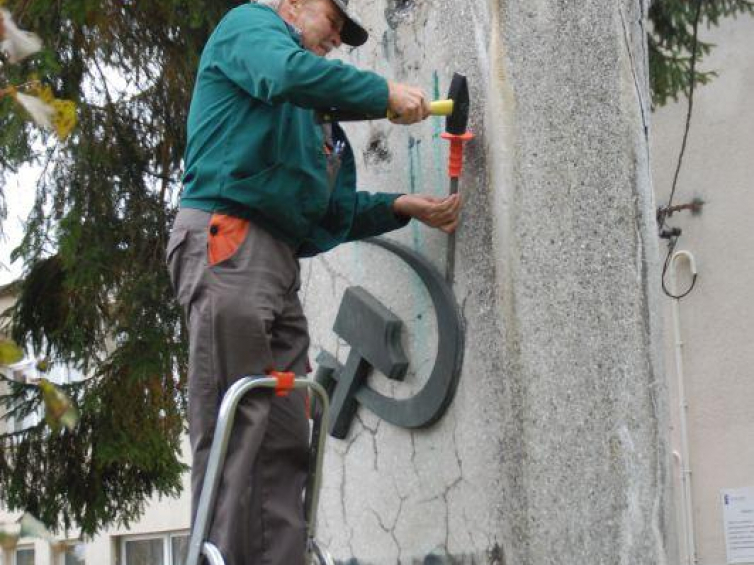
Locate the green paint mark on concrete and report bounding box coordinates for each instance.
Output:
[407,136,422,251]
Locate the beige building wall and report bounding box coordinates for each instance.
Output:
[651,14,754,565]
[0,441,191,565]
[81,460,191,565]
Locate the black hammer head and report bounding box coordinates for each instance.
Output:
[445,73,470,135]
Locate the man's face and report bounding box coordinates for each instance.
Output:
[294,0,344,57]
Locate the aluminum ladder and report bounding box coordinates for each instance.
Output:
[185,374,334,565]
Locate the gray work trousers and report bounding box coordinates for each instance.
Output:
[167,208,310,565]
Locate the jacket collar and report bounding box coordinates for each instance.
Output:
[283,20,303,46]
[283,20,302,46]
[254,3,303,46]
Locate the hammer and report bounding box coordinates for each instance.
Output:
[315,96,456,123]
[316,73,473,283]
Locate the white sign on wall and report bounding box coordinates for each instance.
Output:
[722,487,754,564]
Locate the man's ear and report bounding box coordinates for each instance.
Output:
[279,0,298,21]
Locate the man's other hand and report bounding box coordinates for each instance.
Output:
[393,194,462,234]
[387,81,431,125]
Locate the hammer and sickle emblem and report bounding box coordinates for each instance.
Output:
[314,237,465,439]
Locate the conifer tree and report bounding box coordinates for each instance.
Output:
[0,0,244,536]
[648,0,754,106]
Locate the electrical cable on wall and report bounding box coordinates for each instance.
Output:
[658,0,704,300]
[662,235,698,299]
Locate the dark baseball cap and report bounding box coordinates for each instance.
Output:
[330,0,368,47]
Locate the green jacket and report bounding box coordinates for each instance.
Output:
[181,3,408,257]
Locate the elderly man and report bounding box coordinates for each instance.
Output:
[167,0,461,563]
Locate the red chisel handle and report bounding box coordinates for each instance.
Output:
[441,131,474,178]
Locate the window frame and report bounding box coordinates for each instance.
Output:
[56,540,86,565]
[12,546,35,565]
[168,532,190,565]
[120,530,190,565]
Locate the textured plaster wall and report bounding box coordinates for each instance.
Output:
[303,0,673,564]
[651,16,754,565]
[0,2,675,564]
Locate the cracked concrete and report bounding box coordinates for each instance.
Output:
[302,0,672,563]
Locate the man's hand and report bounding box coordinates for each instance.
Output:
[387,80,431,125]
[393,194,462,234]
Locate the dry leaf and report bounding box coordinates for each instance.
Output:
[12,89,77,139]
[51,98,77,139]
[14,91,55,129]
[0,339,24,365]
[39,378,79,431]
[0,8,42,63]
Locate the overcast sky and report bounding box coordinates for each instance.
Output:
[1,166,38,286]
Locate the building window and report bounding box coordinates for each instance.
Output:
[13,547,34,565]
[1,361,41,434]
[124,537,164,565]
[58,542,85,565]
[121,532,189,565]
[170,534,189,565]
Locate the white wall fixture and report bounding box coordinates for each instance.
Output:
[670,250,698,565]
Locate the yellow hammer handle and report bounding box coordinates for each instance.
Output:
[430,99,454,116]
[386,99,454,120]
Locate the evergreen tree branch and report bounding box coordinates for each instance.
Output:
[649,0,754,106]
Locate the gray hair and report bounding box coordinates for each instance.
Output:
[254,0,283,9]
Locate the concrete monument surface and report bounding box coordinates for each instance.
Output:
[301,0,673,563]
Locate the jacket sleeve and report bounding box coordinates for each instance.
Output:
[296,137,410,258]
[297,191,410,258]
[342,191,411,242]
[209,5,389,113]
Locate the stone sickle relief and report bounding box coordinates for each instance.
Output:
[314,237,465,439]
